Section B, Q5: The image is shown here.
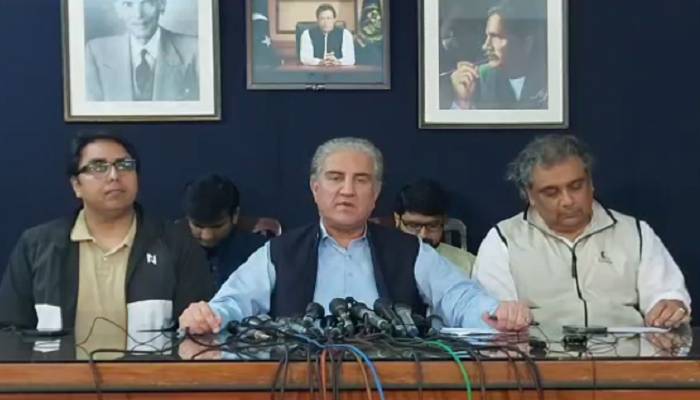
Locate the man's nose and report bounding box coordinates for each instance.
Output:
[136,3,148,18]
[106,165,119,181]
[560,190,574,207]
[339,179,356,195]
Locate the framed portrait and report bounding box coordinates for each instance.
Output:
[246,0,390,90]
[62,0,221,121]
[419,0,568,129]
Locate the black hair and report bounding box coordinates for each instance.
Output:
[487,0,544,39]
[67,131,140,177]
[183,174,240,223]
[394,179,450,217]
[316,3,337,18]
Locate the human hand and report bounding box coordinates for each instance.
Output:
[645,299,690,328]
[450,61,479,108]
[483,301,532,331]
[179,301,223,335]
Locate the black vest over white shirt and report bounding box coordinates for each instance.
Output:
[308,26,344,59]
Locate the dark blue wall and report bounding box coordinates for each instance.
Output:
[1,2,698,306]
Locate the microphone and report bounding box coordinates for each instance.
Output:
[272,317,309,336]
[411,313,428,337]
[241,315,271,328]
[295,302,325,338]
[302,302,325,327]
[329,298,355,336]
[373,298,407,337]
[350,302,391,333]
[393,303,419,338]
[322,315,342,339]
[229,319,273,342]
[427,314,445,337]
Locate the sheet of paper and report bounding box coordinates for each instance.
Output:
[440,327,495,336]
[607,326,670,334]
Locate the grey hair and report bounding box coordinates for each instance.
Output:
[310,137,384,185]
[506,134,594,200]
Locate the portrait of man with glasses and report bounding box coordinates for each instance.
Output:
[394,179,475,276]
[0,132,213,353]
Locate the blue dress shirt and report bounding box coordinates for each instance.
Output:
[209,223,499,329]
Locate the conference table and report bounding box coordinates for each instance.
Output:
[0,324,698,400]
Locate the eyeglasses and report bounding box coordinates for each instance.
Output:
[400,217,444,233]
[77,159,137,178]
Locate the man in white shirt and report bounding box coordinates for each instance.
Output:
[473,135,691,329]
[299,4,355,66]
[86,0,199,101]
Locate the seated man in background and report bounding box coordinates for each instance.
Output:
[473,135,691,329]
[394,179,475,276]
[179,137,531,334]
[182,174,266,287]
[299,4,355,66]
[0,133,213,350]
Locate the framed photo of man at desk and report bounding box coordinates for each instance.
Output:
[419,0,567,129]
[62,0,221,121]
[246,0,390,90]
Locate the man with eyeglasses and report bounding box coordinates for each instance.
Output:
[0,133,214,352]
[394,179,475,276]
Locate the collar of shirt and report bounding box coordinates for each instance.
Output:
[70,209,138,255]
[526,201,615,246]
[318,220,368,250]
[130,27,161,71]
[508,76,526,101]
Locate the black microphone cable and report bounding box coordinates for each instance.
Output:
[269,343,291,400]
[478,342,544,400]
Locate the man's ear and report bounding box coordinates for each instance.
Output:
[70,176,82,199]
[373,182,382,201]
[310,179,320,202]
[232,207,240,225]
[525,189,535,207]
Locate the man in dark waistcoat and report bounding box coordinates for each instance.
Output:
[299,4,356,66]
[179,137,532,334]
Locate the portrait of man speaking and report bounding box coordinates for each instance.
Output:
[84,0,199,102]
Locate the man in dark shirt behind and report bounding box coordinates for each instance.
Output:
[182,174,266,287]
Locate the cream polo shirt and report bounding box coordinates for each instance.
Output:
[71,210,136,355]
